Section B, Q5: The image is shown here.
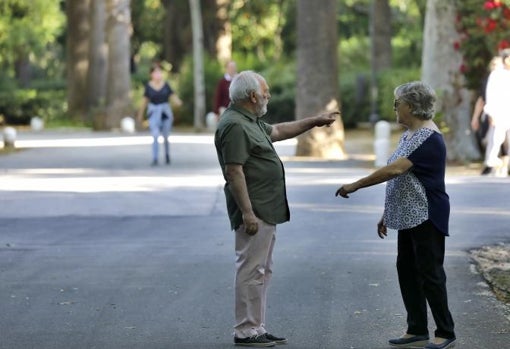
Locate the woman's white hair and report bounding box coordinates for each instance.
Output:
[229,71,265,103]
[394,81,436,120]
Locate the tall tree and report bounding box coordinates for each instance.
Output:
[213,0,231,63]
[0,0,64,86]
[369,0,392,122]
[189,0,205,130]
[295,0,345,158]
[422,0,480,161]
[370,0,392,73]
[87,0,108,116]
[102,0,132,130]
[66,0,91,122]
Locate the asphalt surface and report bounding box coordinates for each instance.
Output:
[0,129,509,349]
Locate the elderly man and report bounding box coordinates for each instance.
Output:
[214,70,338,347]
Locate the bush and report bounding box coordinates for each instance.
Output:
[0,82,67,126]
[259,60,296,124]
[376,67,421,121]
[177,54,223,126]
[339,71,371,128]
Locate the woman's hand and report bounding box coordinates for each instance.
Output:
[335,183,358,198]
[377,217,387,239]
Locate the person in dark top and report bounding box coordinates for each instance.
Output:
[213,60,237,117]
[336,81,456,349]
[137,63,182,166]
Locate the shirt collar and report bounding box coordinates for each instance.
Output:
[229,104,258,122]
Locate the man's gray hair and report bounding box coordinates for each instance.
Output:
[229,71,264,104]
[394,81,436,120]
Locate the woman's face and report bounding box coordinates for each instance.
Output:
[393,97,411,127]
[151,67,163,82]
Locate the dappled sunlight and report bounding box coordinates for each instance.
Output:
[292,202,381,214]
[8,168,92,175]
[453,207,510,216]
[0,173,224,193]
[12,134,222,149]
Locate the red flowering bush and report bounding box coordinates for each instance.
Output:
[455,0,510,89]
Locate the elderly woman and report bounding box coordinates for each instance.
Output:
[336,81,456,349]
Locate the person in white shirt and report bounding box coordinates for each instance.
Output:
[482,49,510,176]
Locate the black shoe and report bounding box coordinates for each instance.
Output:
[389,334,429,348]
[165,155,170,164]
[234,335,275,347]
[151,159,158,166]
[264,333,287,345]
[481,166,493,175]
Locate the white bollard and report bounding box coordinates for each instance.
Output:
[2,126,17,149]
[205,112,218,131]
[374,120,391,167]
[120,116,135,133]
[30,116,44,131]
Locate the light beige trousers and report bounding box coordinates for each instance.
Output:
[234,218,276,338]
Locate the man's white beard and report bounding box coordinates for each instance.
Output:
[255,100,268,117]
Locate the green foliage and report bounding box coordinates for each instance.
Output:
[176,54,223,125]
[339,72,371,128]
[377,67,421,121]
[338,0,370,38]
[229,0,291,61]
[130,0,165,54]
[0,82,67,126]
[259,60,297,124]
[0,0,64,70]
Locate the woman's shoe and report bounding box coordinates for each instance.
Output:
[165,155,171,164]
[424,337,456,349]
[389,334,430,348]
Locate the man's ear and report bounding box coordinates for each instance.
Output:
[250,91,257,103]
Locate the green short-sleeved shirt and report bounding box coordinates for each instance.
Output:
[214,105,290,230]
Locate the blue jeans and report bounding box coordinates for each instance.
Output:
[148,115,172,161]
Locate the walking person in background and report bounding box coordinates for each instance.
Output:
[336,81,456,349]
[471,55,508,175]
[481,48,510,177]
[470,56,503,156]
[213,60,237,118]
[215,70,338,347]
[137,62,183,166]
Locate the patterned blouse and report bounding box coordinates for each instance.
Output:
[383,128,450,235]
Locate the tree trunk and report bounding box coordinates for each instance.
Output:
[369,0,392,122]
[66,0,91,123]
[295,0,345,159]
[370,0,392,73]
[102,0,132,131]
[162,0,190,72]
[214,0,231,63]
[189,0,205,131]
[422,0,480,162]
[87,0,108,119]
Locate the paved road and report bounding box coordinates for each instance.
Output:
[0,130,509,349]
